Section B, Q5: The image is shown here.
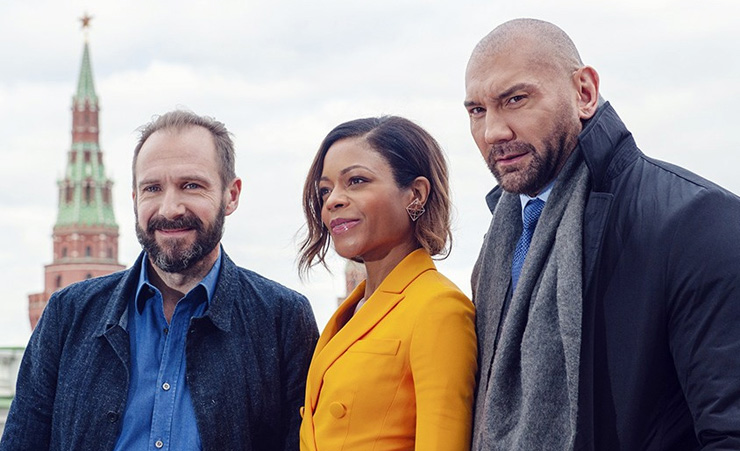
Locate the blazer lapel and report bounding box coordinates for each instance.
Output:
[307,249,435,409]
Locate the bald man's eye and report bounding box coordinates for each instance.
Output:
[507,95,527,105]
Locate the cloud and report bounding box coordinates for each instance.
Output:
[1,0,739,346]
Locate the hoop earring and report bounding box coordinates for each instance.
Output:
[406,198,425,222]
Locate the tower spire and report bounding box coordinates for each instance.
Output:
[76,13,96,104]
[75,42,98,105]
[28,15,124,329]
[57,29,114,228]
[79,12,93,41]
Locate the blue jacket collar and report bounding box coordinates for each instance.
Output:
[96,246,237,337]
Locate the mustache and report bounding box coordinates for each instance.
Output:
[488,140,535,159]
[147,214,203,233]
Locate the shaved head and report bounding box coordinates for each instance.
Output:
[469,18,584,77]
[464,18,600,195]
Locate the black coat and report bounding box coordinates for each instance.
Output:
[480,103,740,450]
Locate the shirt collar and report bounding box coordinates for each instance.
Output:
[519,179,555,212]
[134,250,223,314]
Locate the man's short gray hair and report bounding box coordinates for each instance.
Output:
[132,110,236,189]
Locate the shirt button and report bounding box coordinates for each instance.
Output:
[162,382,171,391]
[155,440,164,448]
[329,402,347,419]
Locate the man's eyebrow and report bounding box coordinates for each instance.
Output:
[136,178,157,188]
[464,83,536,108]
[496,83,534,101]
[136,175,211,188]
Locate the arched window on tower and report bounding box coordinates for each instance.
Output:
[85,184,91,204]
[61,247,68,258]
[85,246,91,257]
[55,275,62,288]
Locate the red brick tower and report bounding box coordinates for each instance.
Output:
[338,260,366,306]
[28,16,125,329]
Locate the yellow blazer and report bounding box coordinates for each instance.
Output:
[300,249,477,450]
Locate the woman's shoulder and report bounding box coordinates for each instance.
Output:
[403,269,473,315]
[413,267,466,295]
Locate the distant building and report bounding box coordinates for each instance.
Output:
[28,22,125,330]
[0,347,24,437]
[339,259,366,306]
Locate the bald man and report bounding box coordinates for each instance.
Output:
[465,18,740,450]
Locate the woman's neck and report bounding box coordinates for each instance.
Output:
[362,242,420,299]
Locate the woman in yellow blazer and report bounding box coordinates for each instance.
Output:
[298,116,477,450]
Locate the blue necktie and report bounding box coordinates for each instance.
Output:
[511,198,545,291]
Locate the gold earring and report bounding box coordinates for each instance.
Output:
[406,198,425,222]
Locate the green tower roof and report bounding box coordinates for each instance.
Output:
[55,40,117,229]
[74,42,98,105]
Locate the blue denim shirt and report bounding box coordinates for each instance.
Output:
[113,253,221,450]
[1,250,318,451]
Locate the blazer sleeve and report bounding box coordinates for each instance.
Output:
[409,288,477,450]
[666,189,740,449]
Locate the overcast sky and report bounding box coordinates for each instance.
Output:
[1,0,738,346]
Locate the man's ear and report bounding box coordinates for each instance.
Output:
[224,177,242,216]
[574,66,600,120]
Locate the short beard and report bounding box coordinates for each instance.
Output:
[135,204,225,274]
[486,110,579,196]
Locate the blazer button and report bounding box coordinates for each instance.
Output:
[329,402,347,419]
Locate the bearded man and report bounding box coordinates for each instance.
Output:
[465,19,740,450]
[1,110,319,451]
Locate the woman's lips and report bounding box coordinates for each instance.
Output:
[329,218,360,234]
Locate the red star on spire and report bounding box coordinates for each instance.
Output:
[80,13,93,31]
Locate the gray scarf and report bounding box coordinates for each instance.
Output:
[472,151,590,450]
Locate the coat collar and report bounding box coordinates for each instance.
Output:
[306,249,436,409]
[206,249,239,332]
[484,102,640,212]
[578,101,641,192]
[95,246,238,337]
[96,252,144,337]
